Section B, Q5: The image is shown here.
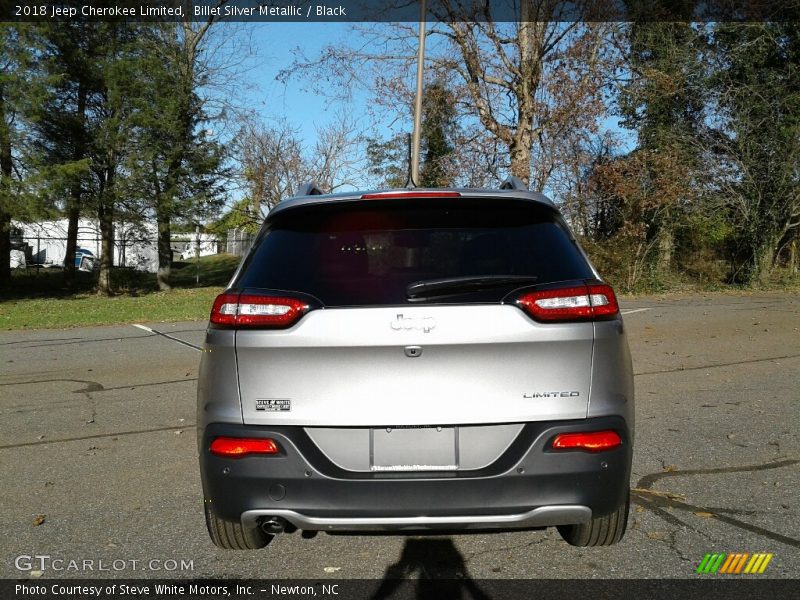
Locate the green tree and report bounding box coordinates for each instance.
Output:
[366,133,409,188]
[138,12,231,291]
[709,23,800,283]
[31,20,105,286]
[0,24,40,289]
[367,80,458,189]
[617,19,706,277]
[126,24,227,284]
[0,24,21,289]
[419,80,457,187]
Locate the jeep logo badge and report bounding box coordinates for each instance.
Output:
[391,314,436,333]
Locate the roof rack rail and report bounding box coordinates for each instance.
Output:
[499,176,528,191]
[297,181,325,196]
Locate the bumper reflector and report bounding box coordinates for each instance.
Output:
[210,437,280,458]
[551,430,622,452]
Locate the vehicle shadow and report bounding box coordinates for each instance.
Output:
[370,538,491,600]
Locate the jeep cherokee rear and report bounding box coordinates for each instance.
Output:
[198,184,634,549]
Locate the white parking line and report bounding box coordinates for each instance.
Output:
[621,308,651,315]
[132,324,202,352]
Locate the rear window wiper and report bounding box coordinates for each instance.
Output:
[406,275,539,300]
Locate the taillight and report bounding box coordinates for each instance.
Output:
[551,430,622,452]
[516,283,619,322]
[360,191,461,199]
[209,292,239,327]
[210,437,280,457]
[209,292,309,329]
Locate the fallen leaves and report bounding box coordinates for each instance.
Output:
[694,511,715,519]
[32,515,46,526]
[632,488,686,501]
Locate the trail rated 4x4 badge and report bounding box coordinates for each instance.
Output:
[255,398,291,412]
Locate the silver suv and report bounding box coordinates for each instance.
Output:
[198,181,634,549]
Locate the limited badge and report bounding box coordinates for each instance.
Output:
[255,398,291,412]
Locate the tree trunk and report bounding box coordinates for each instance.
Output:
[63,84,86,288]
[156,210,172,290]
[510,13,538,189]
[656,226,674,277]
[0,82,12,290]
[63,202,80,286]
[97,177,115,295]
[509,136,532,187]
[0,207,10,290]
[753,237,778,285]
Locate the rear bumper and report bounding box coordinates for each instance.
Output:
[199,416,632,532]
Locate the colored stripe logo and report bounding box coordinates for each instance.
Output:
[696,552,773,574]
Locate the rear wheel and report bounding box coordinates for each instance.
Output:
[557,492,629,547]
[204,501,272,550]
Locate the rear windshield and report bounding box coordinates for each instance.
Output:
[235,199,593,306]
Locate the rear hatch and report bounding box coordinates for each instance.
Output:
[229,196,599,428]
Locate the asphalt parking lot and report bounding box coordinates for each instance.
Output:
[1,292,798,580]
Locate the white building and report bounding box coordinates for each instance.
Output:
[170,232,221,260]
[11,219,219,273]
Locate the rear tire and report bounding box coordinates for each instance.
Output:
[204,501,272,550]
[557,492,629,546]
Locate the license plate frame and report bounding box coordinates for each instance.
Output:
[370,426,458,472]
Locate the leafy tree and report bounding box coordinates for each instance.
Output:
[0,24,23,289]
[366,133,409,188]
[585,148,697,291]
[366,80,458,189]
[617,19,707,276]
[30,20,107,286]
[707,22,800,283]
[419,79,457,187]
[137,11,233,291]
[126,24,228,290]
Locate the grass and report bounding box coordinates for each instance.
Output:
[0,287,223,330]
[0,254,242,330]
[2,252,797,330]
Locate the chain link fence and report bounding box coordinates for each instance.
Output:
[224,228,255,257]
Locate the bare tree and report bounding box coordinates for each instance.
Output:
[236,120,306,222]
[280,1,619,191]
[233,114,364,226]
[309,114,364,192]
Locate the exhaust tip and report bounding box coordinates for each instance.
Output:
[259,517,288,534]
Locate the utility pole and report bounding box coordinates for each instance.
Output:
[410,0,427,187]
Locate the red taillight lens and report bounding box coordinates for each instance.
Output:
[210,292,309,329]
[551,430,622,452]
[516,283,619,322]
[586,284,619,318]
[360,191,462,199]
[210,437,280,457]
[236,294,308,328]
[209,292,239,327]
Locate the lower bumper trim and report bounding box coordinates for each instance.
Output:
[241,505,592,532]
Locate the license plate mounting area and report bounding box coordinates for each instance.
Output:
[370,426,458,472]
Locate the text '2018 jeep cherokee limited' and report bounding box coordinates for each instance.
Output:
[198,181,634,549]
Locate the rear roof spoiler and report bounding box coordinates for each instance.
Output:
[499,176,528,191]
[297,181,324,196]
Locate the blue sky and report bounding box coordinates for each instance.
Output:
[217,21,634,198]
[240,22,387,146]
[239,21,633,145]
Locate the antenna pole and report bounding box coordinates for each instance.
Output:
[410,0,427,187]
